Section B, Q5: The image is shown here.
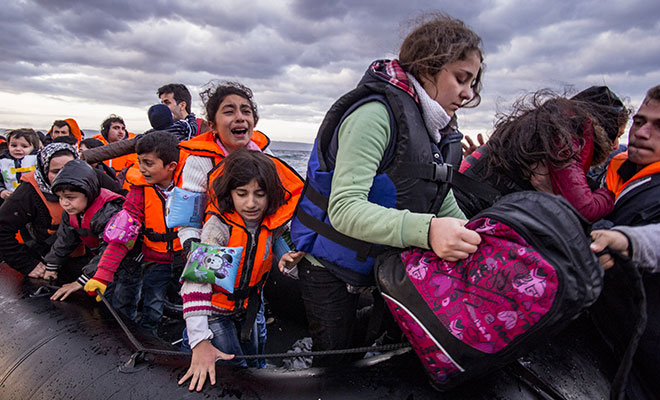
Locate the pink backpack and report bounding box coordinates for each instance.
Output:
[375,192,603,391]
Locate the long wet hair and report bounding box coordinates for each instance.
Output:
[486,89,624,180]
[211,149,286,217]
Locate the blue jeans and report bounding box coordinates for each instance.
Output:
[112,261,172,335]
[208,314,259,368]
[181,305,267,369]
[255,297,267,368]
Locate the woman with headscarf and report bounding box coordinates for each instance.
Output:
[0,143,122,279]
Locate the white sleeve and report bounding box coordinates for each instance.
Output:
[178,155,214,243]
[186,315,214,349]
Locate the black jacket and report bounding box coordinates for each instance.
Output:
[0,165,124,276]
[43,160,124,278]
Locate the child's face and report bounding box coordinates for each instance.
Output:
[138,151,176,188]
[8,136,34,159]
[57,189,88,215]
[421,50,481,117]
[211,94,255,153]
[231,178,267,223]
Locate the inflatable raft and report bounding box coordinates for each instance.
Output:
[0,264,616,399]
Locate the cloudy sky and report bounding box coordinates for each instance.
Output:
[1,0,659,143]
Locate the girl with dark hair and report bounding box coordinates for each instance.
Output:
[179,149,302,391]
[289,12,484,366]
[458,86,629,222]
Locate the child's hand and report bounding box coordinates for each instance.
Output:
[0,190,11,200]
[27,262,46,278]
[51,281,83,301]
[42,270,58,281]
[429,217,481,261]
[461,133,485,157]
[83,278,108,302]
[178,340,234,392]
[278,251,305,273]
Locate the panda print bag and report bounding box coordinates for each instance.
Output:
[180,242,243,293]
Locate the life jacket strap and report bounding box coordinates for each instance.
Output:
[144,229,178,242]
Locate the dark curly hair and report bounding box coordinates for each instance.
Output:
[399,12,484,108]
[211,149,286,217]
[486,89,626,180]
[200,81,259,126]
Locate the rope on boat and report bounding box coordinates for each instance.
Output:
[30,284,567,399]
[95,289,411,361]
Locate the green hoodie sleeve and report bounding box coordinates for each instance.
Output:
[327,101,465,250]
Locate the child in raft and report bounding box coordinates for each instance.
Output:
[178,148,302,392]
[0,128,40,202]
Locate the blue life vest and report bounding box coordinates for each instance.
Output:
[290,66,463,286]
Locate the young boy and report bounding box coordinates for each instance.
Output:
[43,159,127,298]
[85,131,184,336]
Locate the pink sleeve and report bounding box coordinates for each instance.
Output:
[549,134,614,223]
[94,187,145,282]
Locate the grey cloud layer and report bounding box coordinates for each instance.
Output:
[1,0,659,135]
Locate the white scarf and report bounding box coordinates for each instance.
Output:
[407,73,452,143]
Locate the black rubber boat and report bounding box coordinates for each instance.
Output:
[0,263,617,399]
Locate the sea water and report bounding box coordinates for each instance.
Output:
[269,141,312,177]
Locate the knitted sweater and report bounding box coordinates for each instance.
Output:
[180,216,260,348]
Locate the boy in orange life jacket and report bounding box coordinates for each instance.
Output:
[42,159,127,300]
[84,131,184,336]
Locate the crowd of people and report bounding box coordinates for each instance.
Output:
[0,11,659,398]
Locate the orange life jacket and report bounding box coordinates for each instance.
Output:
[92,132,138,172]
[606,151,660,199]
[205,155,303,313]
[177,130,270,173]
[69,188,124,249]
[124,165,183,253]
[18,172,85,256]
[47,118,83,142]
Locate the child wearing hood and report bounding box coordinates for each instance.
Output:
[43,160,139,301]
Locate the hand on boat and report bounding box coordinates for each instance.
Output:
[43,270,58,281]
[178,340,235,391]
[590,230,630,270]
[278,251,305,273]
[51,282,83,301]
[27,262,46,278]
[429,217,481,261]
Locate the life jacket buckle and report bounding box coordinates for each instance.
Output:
[432,163,453,183]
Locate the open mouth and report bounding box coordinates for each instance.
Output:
[231,128,248,136]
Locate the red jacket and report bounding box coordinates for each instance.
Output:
[548,122,615,223]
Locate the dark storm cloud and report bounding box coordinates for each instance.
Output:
[0,0,659,137]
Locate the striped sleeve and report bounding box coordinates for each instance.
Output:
[181,280,214,318]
